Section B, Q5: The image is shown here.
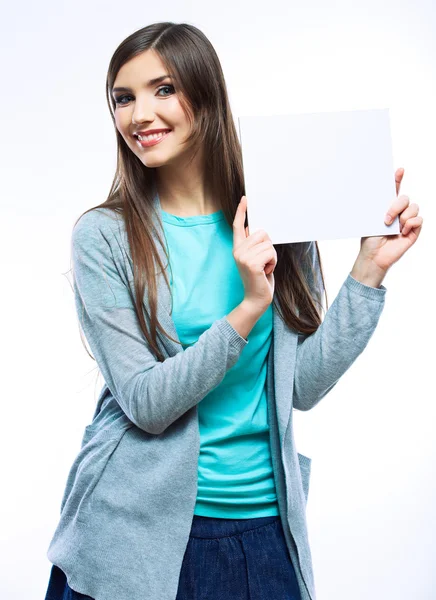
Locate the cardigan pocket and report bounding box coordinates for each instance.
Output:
[297,452,312,504]
[59,418,133,522]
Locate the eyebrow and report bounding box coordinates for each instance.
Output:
[112,75,172,95]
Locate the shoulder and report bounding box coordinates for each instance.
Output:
[72,208,125,248]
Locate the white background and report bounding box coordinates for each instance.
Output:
[1,1,435,599]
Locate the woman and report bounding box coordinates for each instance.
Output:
[44,22,423,600]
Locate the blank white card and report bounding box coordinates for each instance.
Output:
[238,108,400,244]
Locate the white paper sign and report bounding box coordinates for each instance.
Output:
[238,108,400,244]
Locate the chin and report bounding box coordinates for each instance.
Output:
[139,156,170,168]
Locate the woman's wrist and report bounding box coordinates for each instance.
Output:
[350,257,387,288]
[226,301,265,340]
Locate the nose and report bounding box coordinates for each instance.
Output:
[131,99,156,126]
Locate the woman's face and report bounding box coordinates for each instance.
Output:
[112,50,193,168]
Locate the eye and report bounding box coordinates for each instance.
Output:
[157,84,175,96]
[113,84,175,106]
[114,94,133,105]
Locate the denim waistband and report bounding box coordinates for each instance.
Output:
[189,514,280,539]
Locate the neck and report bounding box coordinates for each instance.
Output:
[154,155,220,216]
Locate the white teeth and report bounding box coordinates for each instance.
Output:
[137,131,169,141]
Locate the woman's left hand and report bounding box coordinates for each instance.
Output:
[351,167,424,287]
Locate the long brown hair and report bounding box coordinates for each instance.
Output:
[74,22,328,363]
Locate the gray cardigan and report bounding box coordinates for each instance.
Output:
[46,192,387,600]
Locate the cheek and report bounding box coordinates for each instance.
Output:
[115,121,132,146]
[114,113,128,136]
[167,99,191,126]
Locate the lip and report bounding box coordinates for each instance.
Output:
[135,130,171,148]
[134,128,171,136]
[135,129,171,148]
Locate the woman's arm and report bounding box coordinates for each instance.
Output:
[292,245,386,411]
[72,213,249,435]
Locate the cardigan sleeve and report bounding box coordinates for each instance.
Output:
[292,243,387,411]
[71,211,248,435]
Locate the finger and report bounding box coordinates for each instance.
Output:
[395,167,404,196]
[401,216,423,236]
[399,203,420,228]
[385,194,410,224]
[255,247,277,271]
[250,240,276,259]
[233,196,248,246]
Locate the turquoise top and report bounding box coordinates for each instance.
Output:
[161,208,277,517]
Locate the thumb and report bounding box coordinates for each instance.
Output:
[233,196,248,245]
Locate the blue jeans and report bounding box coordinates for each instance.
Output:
[44,514,301,599]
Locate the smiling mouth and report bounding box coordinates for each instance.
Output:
[134,130,172,141]
[134,130,172,148]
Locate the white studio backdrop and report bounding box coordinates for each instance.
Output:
[1,1,435,599]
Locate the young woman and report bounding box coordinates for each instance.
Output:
[44,22,423,600]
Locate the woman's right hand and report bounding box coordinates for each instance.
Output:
[232,195,278,313]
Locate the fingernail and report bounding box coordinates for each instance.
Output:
[385,214,392,224]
